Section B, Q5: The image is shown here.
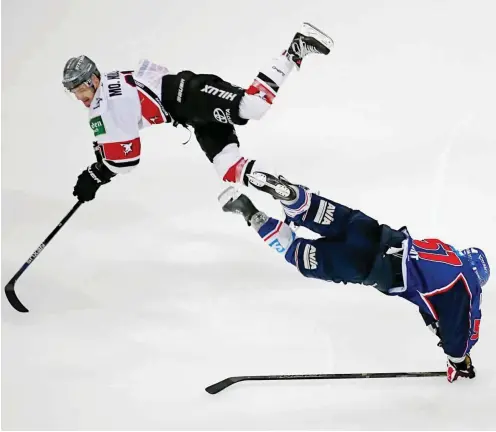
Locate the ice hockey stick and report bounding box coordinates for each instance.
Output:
[205,371,446,394]
[4,201,83,313]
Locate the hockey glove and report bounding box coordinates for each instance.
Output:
[447,354,476,383]
[73,162,115,202]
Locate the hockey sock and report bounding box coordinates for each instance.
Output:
[245,54,295,105]
[213,144,277,186]
[251,213,296,255]
[282,185,312,219]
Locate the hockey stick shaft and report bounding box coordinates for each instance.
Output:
[205,371,446,394]
[4,201,83,312]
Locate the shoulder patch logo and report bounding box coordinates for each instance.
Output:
[90,116,106,136]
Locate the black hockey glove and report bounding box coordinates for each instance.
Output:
[447,354,476,383]
[73,162,115,202]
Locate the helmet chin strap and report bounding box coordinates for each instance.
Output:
[85,78,96,90]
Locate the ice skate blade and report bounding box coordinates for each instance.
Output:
[302,22,334,51]
[218,186,241,209]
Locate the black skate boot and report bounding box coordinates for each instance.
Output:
[246,172,300,201]
[218,186,260,226]
[286,22,334,69]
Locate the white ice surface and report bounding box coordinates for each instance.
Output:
[2,0,496,430]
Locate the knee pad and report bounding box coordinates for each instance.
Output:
[213,143,245,181]
[239,93,272,120]
[212,147,277,186]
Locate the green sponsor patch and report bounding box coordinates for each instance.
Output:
[90,116,106,136]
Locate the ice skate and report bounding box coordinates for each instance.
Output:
[286,22,334,68]
[219,186,260,226]
[246,172,300,201]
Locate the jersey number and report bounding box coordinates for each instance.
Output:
[471,319,481,340]
[413,239,463,266]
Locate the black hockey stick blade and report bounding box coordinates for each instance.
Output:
[5,280,29,313]
[206,376,245,394]
[205,371,446,394]
[4,201,83,313]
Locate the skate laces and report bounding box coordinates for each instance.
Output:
[291,38,322,58]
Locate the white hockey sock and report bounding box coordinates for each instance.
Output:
[213,143,246,182]
[254,214,296,255]
[239,54,295,120]
[212,144,280,188]
[248,54,295,101]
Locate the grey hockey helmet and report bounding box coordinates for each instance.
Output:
[62,55,100,91]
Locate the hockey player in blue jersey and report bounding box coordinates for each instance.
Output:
[219,172,490,383]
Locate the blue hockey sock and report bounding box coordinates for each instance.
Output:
[282,185,312,219]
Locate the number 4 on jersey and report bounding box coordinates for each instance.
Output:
[413,239,463,266]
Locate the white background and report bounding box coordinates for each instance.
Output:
[2,0,496,430]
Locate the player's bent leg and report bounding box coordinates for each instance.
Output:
[160,67,282,128]
[162,71,249,126]
[286,185,406,292]
[218,186,330,276]
[252,213,297,257]
[241,22,333,120]
[161,23,333,126]
[161,65,298,127]
[287,229,405,289]
[240,54,294,120]
[218,185,370,284]
[193,120,286,189]
[284,237,334,280]
[247,172,360,239]
[220,190,382,285]
[218,186,401,288]
[205,135,282,188]
[212,143,271,185]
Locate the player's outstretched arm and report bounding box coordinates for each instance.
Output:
[435,286,480,383]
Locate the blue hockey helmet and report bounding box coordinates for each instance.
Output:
[461,247,490,287]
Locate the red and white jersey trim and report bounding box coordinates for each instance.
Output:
[88,59,170,174]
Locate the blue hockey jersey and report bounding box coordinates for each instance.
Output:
[390,233,483,359]
[271,190,486,360]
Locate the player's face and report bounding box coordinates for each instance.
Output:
[71,76,100,108]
